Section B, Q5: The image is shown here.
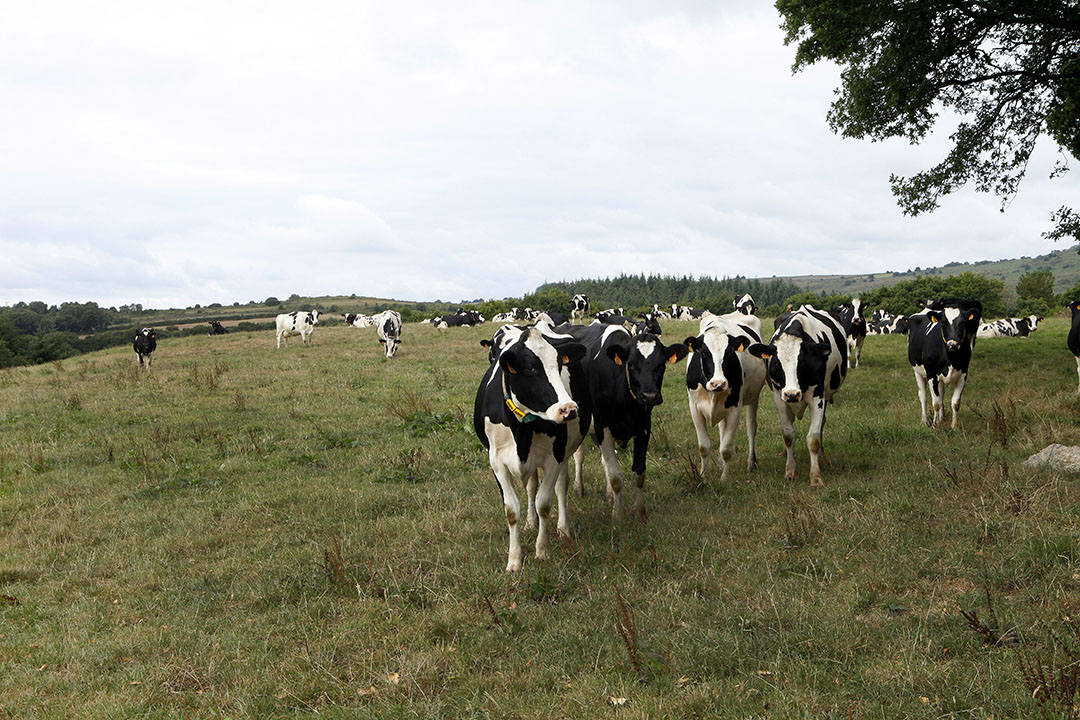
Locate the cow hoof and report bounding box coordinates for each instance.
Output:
[747,460,758,472]
[556,526,571,541]
[506,558,522,573]
[535,549,550,562]
[810,476,824,488]
[635,505,647,522]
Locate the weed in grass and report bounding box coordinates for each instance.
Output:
[63,391,82,410]
[525,570,579,604]
[1015,614,1080,719]
[322,532,351,596]
[23,442,50,474]
[385,387,432,422]
[782,499,821,549]
[480,593,524,635]
[614,585,668,685]
[234,391,247,411]
[959,578,1019,648]
[676,450,704,494]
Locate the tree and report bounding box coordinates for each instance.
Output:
[777,0,1080,240]
[1015,268,1056,315]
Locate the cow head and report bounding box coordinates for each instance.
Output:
[379,336,402,357]
[685,330,753,395]
[499,330,585,423]
[607,334,688,406]
[636,313,662,336]
[928,299,981,351]
[309,310,320,325]
[748,319,830,404]
[734,294,757,315]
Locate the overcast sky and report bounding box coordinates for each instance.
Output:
[2,1,1076,308]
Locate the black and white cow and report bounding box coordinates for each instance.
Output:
[473,326,590,572]
[907,298,982,429]
[208,320,228,335]
[685,311,765,482]
[748,305,848,487]
[1068,301,1080,392]
[133,327,157,370]
[434,309,484,329]
[869,311,909,335]
[976,315,1041,338]
[635,312,663,336]
[834,299,868,367]
[671,305,706,322]
[374,310,403,358]
[537,310,569,326]
[733,293,757,315]
[650,304,672,319]
[594,308,625,322]
[491,308,520,323]
[276,310,319,347]
[565,323,688,521]
[571,294,590,322]
[343,313,375,328]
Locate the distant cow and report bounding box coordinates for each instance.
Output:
[834,299,868,367]
[208,320,228,335]
[869,311,908,335]
[276,310,319,348]
[671,305,706,321]
[473,326,590,572]
[733,293,757,315]
[566,323,688,520]
[343,313,375,328]
[434,309,484,329]
[1069,301,1080,392]
[977,315,1041,338]
[749,305,848,486]
[374,310,403,358]
[650,304,672,319]
[133,327,157,370]
[686,311,766,482]
[594,308,625,322]
[907,298,982,428]
[571,294,590,322]
[491,308,520,323]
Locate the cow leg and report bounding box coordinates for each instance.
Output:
[854,338,863,368]
[929,375,945,427]
[912,367,929,426]
[533,456,563,561]
[524,471,538,530]
[745,396,759,472]
[716,405,742,483]
[597,431,625,522]
[490,465,523,573]
[554,464,571,539]
[630,430,650,521]
[807,397,827,487]
[949,372,968,430]
[688,394,712,475]
[572,444,586,498]
[146,354,152,370]
[774,392,798,480]
[1076,356,1080,393]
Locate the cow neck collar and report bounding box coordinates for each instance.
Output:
[622,357,636,400]
[501,373,542,424]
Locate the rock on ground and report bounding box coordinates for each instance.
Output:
[1023,444,1080,472]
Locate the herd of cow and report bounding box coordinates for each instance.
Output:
[127,292,1080,572]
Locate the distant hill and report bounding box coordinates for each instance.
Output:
[762,244,1080,297]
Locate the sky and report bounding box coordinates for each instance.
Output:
[2,1,1077,309]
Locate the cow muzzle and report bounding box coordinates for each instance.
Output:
[638,391,661,406]
[706,379,728,392]
[946,340,960,351]
[782,389,802,403]
[555,403,578,422]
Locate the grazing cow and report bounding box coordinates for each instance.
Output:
[276,310,320,348]
[907,298,982,429]
[571,294,590,322]
[1068,301,1080,392]
[671,305,706,321]
[565,324,688,520]
[733,293,757,315]
[834,299,868,367]
[343,313,375,328]
[685,312,765,482]
[208,320,228,335]
[473,327,590,572]
[977,315,1042,338]
[133,328,157,370]
[373,310,403,358]
[748,305,848,486]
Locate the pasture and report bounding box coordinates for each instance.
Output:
[2,318,1080,718]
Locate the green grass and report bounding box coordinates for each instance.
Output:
[3,319,1080,718]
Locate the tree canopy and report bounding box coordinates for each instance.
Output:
[776,0,1080,240]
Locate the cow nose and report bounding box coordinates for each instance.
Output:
[639,391,661,405]
[946,340,960,350]
[707,380,727,392]
[783,390,802,403]
[557,403,578,422]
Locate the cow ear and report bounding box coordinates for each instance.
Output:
[499,349,520,375]
[379,338,386,344]
[665,343,689,364]
[480,339,493,349]
[747,343,775,359]
[730,334,752,353]
[684,336,702,352]
[606,344,628,366]
[559,342,586,364]
[806,341,832,357]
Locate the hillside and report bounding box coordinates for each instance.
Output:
[766,244,1080,297]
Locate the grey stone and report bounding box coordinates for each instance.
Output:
[1023,444,1080,472]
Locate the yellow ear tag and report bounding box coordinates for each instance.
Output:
[931,317,938,323]
[507,364,518,374]
[561,355,569,364]
[613,355,624,366]
[736,342,746,352]
[968,313,975,320]
[760,352,772,359]
[668,354,678,364]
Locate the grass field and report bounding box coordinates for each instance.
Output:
[3,317,1080,718]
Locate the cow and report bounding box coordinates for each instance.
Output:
[373,310,403,358]
[748,305,848,487]
[834,299,868,367]
[565,324,688,521]
[685,311,765,482]
[733,293,757,315]
[133,327,157,370]
[650,304,672,319]
[537,310,569,326]
[571,294,590,322]
[434,309,484,329]
[275,310,319,348]
[976,315,1042,338]
[1069,301,1080,392]
[671,305,706,321]
[907,298,982,429]
[343,313,375,328]
[491,308,520,323]
[473,326,590,572]
[594,308,625,322]
[635,312,663,336]
[208,320,228,335]
[869,311,908,335]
